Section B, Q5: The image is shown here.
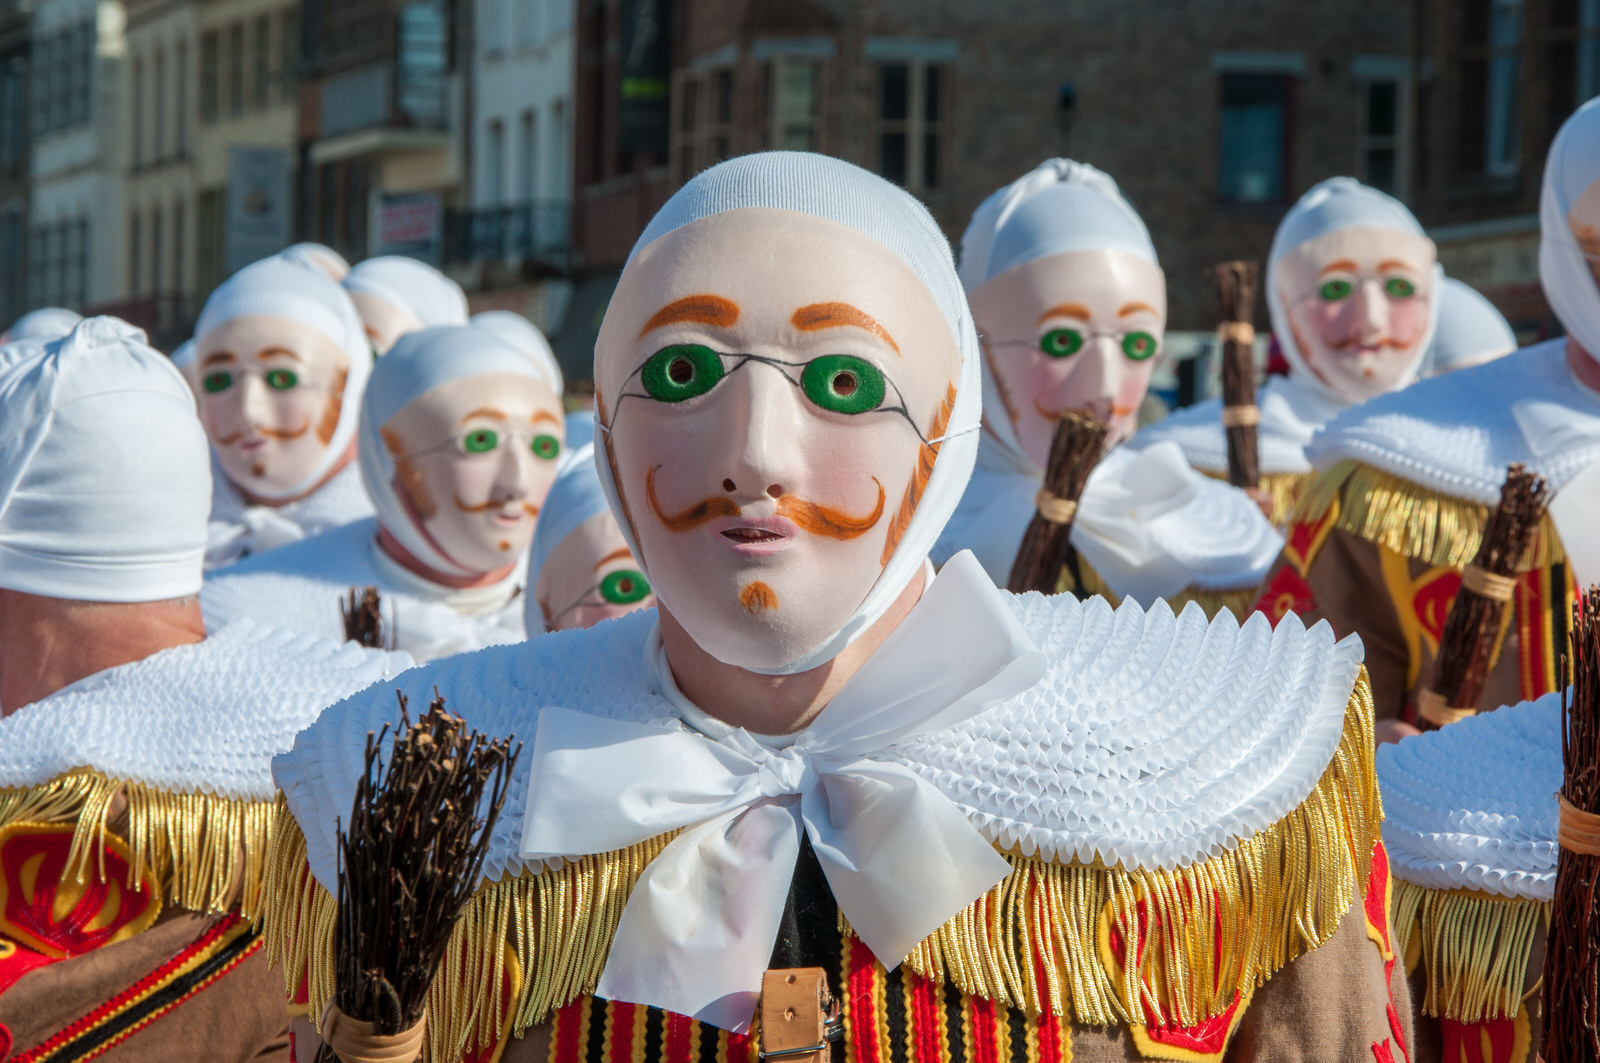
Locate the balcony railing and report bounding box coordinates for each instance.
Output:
[444,201,571,270]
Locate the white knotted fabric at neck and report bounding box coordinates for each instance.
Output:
[1267,177,1443,406]
[592,151,985,677]
[1539,94,1600,367]
[520,551,1045,1032]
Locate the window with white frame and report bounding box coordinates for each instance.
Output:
[1359,77,1406,196]
[766,59,819,152]
[486,118,505,205]
[1576,0,1600,102]
[1485,0,1521,176]
[875,61,945,193]
[519,109,537,201]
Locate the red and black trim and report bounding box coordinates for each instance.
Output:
[11,913,261,1063]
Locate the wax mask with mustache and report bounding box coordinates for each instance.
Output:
[970,250,1165,465]
[195,315,352,498]
[1554,122,1600,368]
[362,325,564,579]
[595,154,979,675]
[1275,226,1436,403]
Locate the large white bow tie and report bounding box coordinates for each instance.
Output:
[519,552,1044,1031]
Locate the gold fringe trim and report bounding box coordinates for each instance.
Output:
[1292,461,1565,572]
[1199,468,1308,527]
[0,768,277,918]
[260,671,1379,1052]
[1073,559,1265,621]
[1393,878,1547,1024]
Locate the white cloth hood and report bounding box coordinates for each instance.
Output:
[1539,95,1600,366]
[195,255,373,500]
[279,242,352,280]
[1423,277,1518,375]
[0,317,210,601]
[599,151,984,676]
[1268,177,1443,405]
[470,311,563,394]
[3,307,83,343]
[360,324,556,578]
[344,255,468,328]
[957,159,1156,292]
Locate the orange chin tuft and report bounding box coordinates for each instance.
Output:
[250,462,266,477]
[739,581,779,614]
[497,539,511,551]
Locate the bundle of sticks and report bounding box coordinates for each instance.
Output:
[1415,464,1550,730]
[1007,410,1109,595]
[1542,587,1600,1061]
[319,692,520,1063]
[1212,260,1261,491]
[341,587,386,650]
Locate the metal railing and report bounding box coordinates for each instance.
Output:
[444,201,571,269]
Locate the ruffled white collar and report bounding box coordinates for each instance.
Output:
[1307,339,1600,503]
[0,620,411,799]
[275,578,1362,895]
[1377,693,1561,901]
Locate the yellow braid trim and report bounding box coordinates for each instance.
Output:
[259,670,1378,1057]
[0,767,277,918]
[1291,461,1565,572]
[1391,878,1547,1024]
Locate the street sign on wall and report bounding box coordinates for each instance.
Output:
[224,146,291,274]
[375,192,443,264]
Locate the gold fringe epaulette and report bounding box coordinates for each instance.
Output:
[260,669,1379,1058]
[1071,560,1263,620]
[1199,468,1308,527]
[1292,461,1566,571]
[1389,878,1547,1024]
[0,768,278,917]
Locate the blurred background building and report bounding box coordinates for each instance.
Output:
[0,0,1589,382]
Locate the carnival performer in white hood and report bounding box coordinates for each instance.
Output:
[280,241,353,281]
[1253,98,1600,727]
[525,443,654,632]
[1422,276,1518,375]
[1136,176,1442,523]
[202,323,565,661]
[191,255,376,567]
[262,152,1406,1063]
[0,318,410,1060]
[935,160,1281,615]
[344,254,469,355]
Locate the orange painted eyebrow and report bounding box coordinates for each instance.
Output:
[1319,259,1359,276]
[531,409,561,426]
[460,406,508,423]
[1036,303,1092,325]
[594,547,634,571]
[1377,259,1417,273]
[791,302,902,356]
[201,352,236,367]
[256,346,303,362]
[640,295,740,336]
[1117,301,1160,318]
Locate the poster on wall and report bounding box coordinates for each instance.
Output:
[618,0,670,155]
[224,146,291,275]
[374,192,443,264]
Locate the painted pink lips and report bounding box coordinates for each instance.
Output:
[707,514,798,556]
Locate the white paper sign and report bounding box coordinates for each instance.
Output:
[1550,458,1600,592]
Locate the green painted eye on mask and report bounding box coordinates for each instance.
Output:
[531,434,562,460]
[641,344,724,402]
[202,371,233,394]
[1039,328,1084,358]
[800,354,886,415]
[1121,332,1159,361]
[463,428,499,454]
[1318,279,1354,302]
[1384,277,1417,299]
[599,569,651,605]
[265,368,299,391]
